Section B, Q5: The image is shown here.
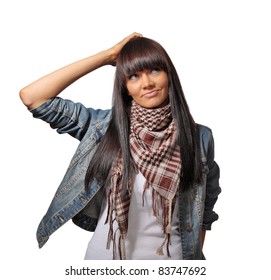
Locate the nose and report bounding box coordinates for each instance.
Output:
[142,73,155,89]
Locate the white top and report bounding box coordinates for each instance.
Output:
[84,172,182,260]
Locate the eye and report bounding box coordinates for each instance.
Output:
[151,68,161,74]
[128,73,138,80]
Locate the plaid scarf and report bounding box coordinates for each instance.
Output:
[106,101,181,259]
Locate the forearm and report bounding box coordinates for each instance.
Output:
[19,50,114,110]
[20,32,142,111]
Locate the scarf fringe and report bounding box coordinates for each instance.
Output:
[156,199,173,257]
[156,234,171,257]
[152,188,160,217]
[106,188,113,250]
[118,234,126,260]
[107,227,127,260]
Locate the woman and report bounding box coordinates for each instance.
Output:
[20,32,220,260]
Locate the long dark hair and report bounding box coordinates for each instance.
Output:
[85,37,202,191]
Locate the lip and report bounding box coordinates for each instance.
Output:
[142,90,159,98]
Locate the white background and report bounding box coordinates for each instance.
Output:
[1,0,270,279]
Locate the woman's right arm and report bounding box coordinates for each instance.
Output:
[19,32,142,110]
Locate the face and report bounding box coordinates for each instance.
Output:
[125,69,169,109]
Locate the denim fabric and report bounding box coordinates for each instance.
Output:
[31,97,221,260]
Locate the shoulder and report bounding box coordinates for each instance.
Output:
[196,123,213,141]
[196,124,215,161]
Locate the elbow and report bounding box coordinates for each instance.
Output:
[19,87,33,109]
[19,86,46,110]
[19,86,48,110]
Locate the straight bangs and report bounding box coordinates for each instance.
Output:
[116,38,169,82]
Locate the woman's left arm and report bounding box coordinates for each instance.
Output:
[202,130,221,230]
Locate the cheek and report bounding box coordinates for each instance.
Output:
[126,83,138,97]
[164,77,169,89]
[125,84,131,96]
[125,81,131,92]
[126,87,131,96]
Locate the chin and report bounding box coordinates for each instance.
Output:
[143,99,169,109]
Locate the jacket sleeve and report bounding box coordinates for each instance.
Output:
[30,97,110,141]
[202,130,221,230]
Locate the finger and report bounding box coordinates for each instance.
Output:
[122,32,143,44]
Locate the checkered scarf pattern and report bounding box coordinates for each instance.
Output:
[106,101,181,259]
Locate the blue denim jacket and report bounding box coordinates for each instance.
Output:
[31,97,221,260]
